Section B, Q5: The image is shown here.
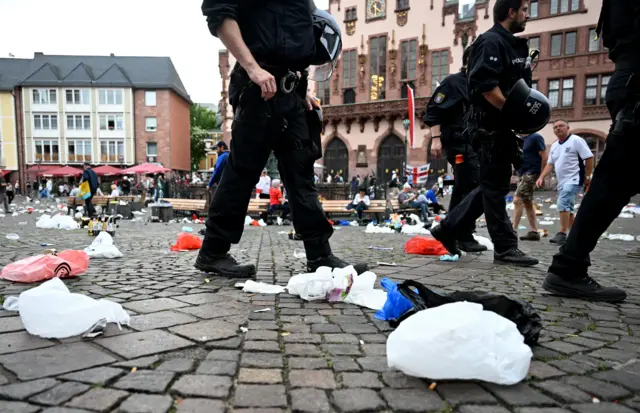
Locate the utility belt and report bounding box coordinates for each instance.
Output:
[466,106,523,168]
[230,62,305,97]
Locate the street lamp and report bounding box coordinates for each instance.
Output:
[402,119,410,184]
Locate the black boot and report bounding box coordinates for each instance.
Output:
[194,252,256,278]
[494,248,538,266]
[458,239,488,253]
[429,225,462,256]
[307,254,368,275]
[542,272,626,303]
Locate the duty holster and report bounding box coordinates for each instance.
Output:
[467,106,523,168]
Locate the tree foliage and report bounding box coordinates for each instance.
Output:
[190,126,210,172]
[190,104,219,171]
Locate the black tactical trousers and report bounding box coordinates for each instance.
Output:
[445,141,481,242]
[549,68,640,278]
[439,131,518,253]
[203,85,333,259]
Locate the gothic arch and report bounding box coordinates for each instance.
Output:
[377,134,405,184]
[323,136,350,180]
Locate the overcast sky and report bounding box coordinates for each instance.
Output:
[0,0,329,105]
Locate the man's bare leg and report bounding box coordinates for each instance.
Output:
[523,200,538,232]
[513,196,524,230]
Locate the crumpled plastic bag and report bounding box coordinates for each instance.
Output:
[170,232,203,251]
[607,233,635,241]
[0,250,89,283]
[404,236,448,256]
[84,232,123,259]
[393,280,542,345]
[386,301,532,385]
[365,223,395,234]
[286,266,386,310]
[374,278,414,321]
[36,214,79,230]
[473,235,494,251]
[2,277,130,339]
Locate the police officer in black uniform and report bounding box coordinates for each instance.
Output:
[424,46,486,253]
[197,0,367,277]
[543,0,639,303]
[430,0,541,266]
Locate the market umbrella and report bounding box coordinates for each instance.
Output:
[121,163,170,175]
[93,165,124,176]
[38,166,83,177]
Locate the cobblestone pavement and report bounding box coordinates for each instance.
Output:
[1,193,640,413]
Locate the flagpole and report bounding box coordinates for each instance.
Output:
[402,119,410,185]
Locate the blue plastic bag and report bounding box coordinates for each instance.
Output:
[374,278,414,321]
[339,220,350,226]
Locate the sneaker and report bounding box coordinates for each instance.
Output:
[429,225,462,256]
[519,231,541,241]
[550,232,567,245]
[194,253,256,278]
[307,254,368,275]
[494,248,539,266]
[458,239,488,253]
[542,272,627,303]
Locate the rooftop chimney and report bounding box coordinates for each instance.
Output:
[110,53,115,57]
[34,52,44,57]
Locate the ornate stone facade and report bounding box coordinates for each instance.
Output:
[217,0,612,181]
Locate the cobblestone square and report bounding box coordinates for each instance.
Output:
[1,193,639,412]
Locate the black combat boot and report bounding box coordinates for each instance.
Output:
[542,272,626,303]
[494,248,538,266]
[307,254,369,275]
[429,225,462,256]
[457,234,488,253]
[195,252,256,278]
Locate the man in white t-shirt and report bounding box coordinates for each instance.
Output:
[536,120,594,245]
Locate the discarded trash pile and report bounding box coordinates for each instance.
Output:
[364,213,435,235]
[237,266,539,385]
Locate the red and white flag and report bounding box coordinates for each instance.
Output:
[407,86,419,149]
[406,164,431,185]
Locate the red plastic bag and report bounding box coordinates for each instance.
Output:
[0,250,90,283]
[404,236,448,256]
[170,233,203,251]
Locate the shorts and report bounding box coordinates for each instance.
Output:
[515,173,538,201]
[557,183,581,213]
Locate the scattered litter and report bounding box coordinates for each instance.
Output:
[2,277,130,339]
[365,223,395,234]
[539,220,554,225]
[349,221,359,226]
[549,204,557,209]
[359,339,364,345]
[440,254,460,262]
[170,233,203,251]
[131,367,137,373]
[386,302,532,385]
[19,222,27,225]
[429,382,437,391]
[1,250,89,283]
[592,397,600,403]
[40,243,54,247]
[377,262,397,266]
[254,308,271,313]
[278,231,288,235]
[405,236,448,256]
[621,204,640,215]
[6,233,19,240]
[84,232,123,259]
[369,246,393,250]
[204,278,211,283]
[181,226,194,232]
[241,280,286,294]
[607,234,635,241]
[277,217,283,226]
[281,332,291,336]
[618,213,634,219]
[293,249,306,259]
[240,327,248,333]
[36,214,79,230]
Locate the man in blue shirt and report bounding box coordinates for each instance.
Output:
[424,185,446,215]
[512,132,546,240]
[208,141,229,190]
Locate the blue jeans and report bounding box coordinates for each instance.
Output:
[408,201,429,219]
[347,201,368,219]
[557,183,581,213]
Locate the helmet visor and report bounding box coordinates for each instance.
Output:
[309,62,334,82]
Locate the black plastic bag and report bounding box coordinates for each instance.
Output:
[393,280,542,346]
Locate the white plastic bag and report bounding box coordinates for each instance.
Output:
[386,302,532,385]
[287,266,353,301]
[84,232,123,259]
[2,277,130,339]
[36,214,79,230]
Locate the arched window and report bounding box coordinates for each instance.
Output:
[377,135,404,183]
[324,138,349,180]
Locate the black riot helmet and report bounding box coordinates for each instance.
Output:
[502,79,551,134]
[309,6,342,82]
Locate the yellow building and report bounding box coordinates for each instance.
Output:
[0,91,19,174]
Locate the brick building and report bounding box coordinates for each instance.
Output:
[217,0,612,183]
[0,53,191,187]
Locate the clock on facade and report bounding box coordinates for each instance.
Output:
[366,0,386,19]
